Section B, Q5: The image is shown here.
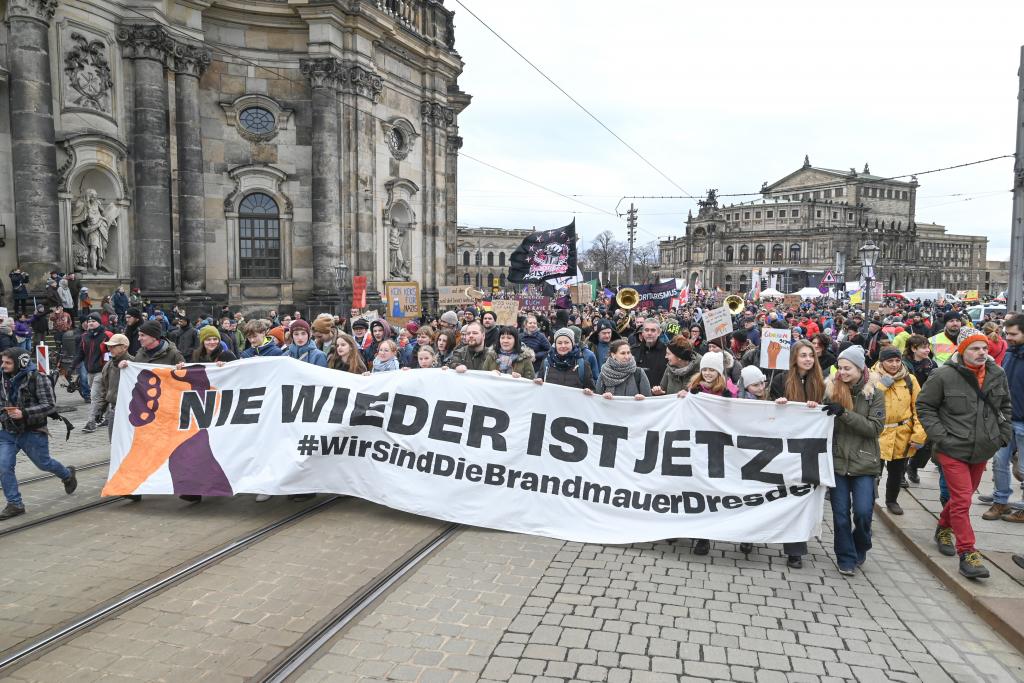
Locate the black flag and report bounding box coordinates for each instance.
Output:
[507,220,577,283]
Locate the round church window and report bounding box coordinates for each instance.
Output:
[239,107,276,135]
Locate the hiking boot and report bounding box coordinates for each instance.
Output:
[959,551,990,579]
[982,503,1010,520]
[977,494,994,505]
[934,526,956,556]
[739,543,753,554]
[63,466,77,494]
[1002,509,1024,523]
[0,503,25,520]
[693,539,711,555]
[907,468,920,484]
[82,422,97,434]
[787,556,803,569]
[886,501,904,515]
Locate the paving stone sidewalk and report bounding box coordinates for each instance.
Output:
[308,520,1024,683]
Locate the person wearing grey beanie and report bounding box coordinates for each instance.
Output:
[535,326,595,392]
[837,344,866,371]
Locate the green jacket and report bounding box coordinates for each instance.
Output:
[824,373,885,477]
[446,344,497,371]
[915,358,1012,464]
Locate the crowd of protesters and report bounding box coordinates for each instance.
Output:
[1,275,1019,581]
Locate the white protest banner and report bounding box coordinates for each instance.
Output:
[491,299,519,326]
[0,307,8,320]
[701,306,733,342]
[760,327,792,371]
[105,359,834,545]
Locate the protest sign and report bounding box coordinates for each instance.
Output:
[106,359,835,545]
[384,281,419,324]
[492,299,520,326]
[760,327,792,371]
[438,286,472,307]
[352,276,367,309]
[701,306,733,342]
[783,294,802,309]
[625,281,680,311]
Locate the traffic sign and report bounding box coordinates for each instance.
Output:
[821,270,836,285]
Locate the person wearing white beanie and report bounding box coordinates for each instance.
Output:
[739,365,768,400]
[698,351,724,377]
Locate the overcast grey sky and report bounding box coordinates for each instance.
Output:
[452,1,1022,261]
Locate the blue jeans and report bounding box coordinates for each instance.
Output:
[992,421,1024,505]
[0,430,70,509]
[77,364,91,401]
[830,474,875,570]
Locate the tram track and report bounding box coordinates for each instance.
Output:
[0,495,344,676]
[0,496,124,539]
[257,523,461,683]
[16,459,110,486]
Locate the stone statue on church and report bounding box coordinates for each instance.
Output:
[71,188,118,272]
[388,223,411,280]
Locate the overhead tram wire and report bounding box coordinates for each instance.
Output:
[450,0,694,198]
[612,154,1016,214]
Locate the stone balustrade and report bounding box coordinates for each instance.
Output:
[374,0,455,49]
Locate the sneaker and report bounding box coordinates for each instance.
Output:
[739,542,753,554]
[0,503,25,520]
[1013,554,1024,570]
[886,501,904,515]
[959,551,990,579]
[838,566,855,576]
[1002,509,1024,523]
[95,417,108,428]
[787,556,803,569]
[693,539,711,555]
[982,503,1010,520]
[178,495,202,503]
[254,494,271,502]
[977,494,995,505]
[63,466,77,494]
[81,422,97,434]
[934,526,956,556]
[907,468,920,484]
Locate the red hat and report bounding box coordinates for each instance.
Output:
[289,319,311,334]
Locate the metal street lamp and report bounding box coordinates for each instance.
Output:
[859,240,880,333]
[334,260,351,325]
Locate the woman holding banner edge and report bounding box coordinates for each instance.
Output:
[768,339,825,570]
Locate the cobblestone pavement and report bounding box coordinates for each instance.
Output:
[298,520,1024,683]
[5,500,446,682]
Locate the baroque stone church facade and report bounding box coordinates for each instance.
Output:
[0,0,469,310]
[656,158,988,295]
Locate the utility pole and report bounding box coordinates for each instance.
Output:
[1009,45,1024,312]
[626,203,637,284]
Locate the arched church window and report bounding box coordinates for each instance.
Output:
[238,192,281,279]
[487,252,494,267]
[239,107,276,136]
[739,245,749,262]
[463,273,470,285]
[771,244,783,262]
[463,251,470,266]
[789,244,801,261]
[499,252,506,267]
[724,246,734,262]
[754,245,766,263]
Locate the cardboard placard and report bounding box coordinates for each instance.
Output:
[516,295,551,313]
[438,286,473,307]
[352,276,367,309]
[569,283,592,305]
[492,299,520,326]
[783,294,802,309]
[0,307,8,320]
[759,327,792,371]
[701,306,734,342]
[384,281,420,324]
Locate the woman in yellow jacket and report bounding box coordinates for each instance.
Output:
[875,346,927,515]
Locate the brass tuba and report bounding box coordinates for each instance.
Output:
[724,295,745,315]
[615,287,640,310]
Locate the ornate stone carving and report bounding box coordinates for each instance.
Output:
[56,140,78,192]
[5,0,58,23]
[446,134,463,155]
[220,94,293,143]
[170,39,211,77]
[63,33,114,112]
[225,164,292,214]
[300,57,343,90]
[383,177,418,279]
[380,118,419,161]
[341,64,383,101]
[71,189,119,272]
[116,24,175,62]
[420,100,454,127]
[388,224,411,280]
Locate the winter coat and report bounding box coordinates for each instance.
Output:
[988,336,1008,366]
[493,347,536,379]
[596,366,652,397]
[112,290,129,317]
[57,283,75,309]
[1003,343,1024,422]
[73,327,113,373]
[916,358,1013,464]
[0,332,17,353]
[872,365,927,462]
[824,373,885,477]
[541,354,596,391]
[658,355,702,394]
[133,340,185,366]
[631,339,668,388]
[721,351,742,385]
[363,319,394,362]
[521,330,550,373]
[191,346,237,364]
[101,353,133,406]
[240,337,286,358]
[287,340,328,366]
[124,322,141,355]
[446,344,497,371]
[9,270,28,300]
[169,325,198,360]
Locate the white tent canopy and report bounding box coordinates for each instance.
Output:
[758,288,784,299]
[795,287,825,299]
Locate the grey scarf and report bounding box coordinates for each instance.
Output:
[600,355,637,388]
